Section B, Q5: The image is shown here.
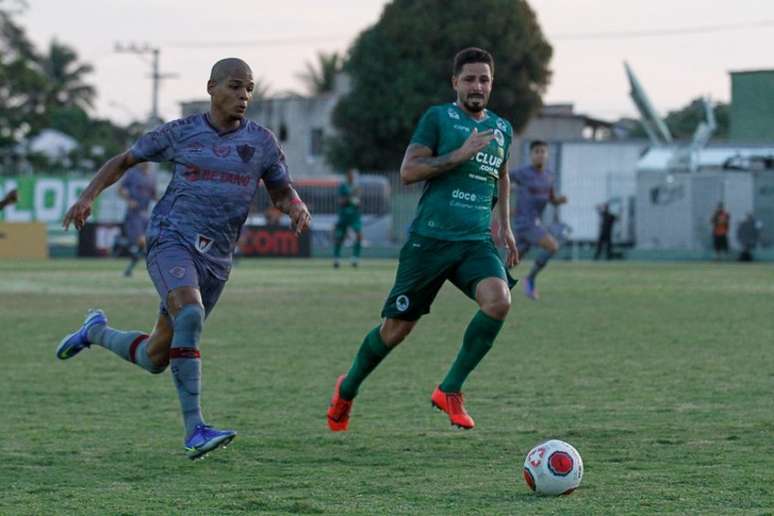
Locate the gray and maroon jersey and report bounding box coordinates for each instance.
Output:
[129,113,290,279]
[510,165,555,228]
[121,166,156,217]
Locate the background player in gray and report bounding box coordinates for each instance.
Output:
[57,58,311,460]
[118,162,156,277]
[511,140,567,300]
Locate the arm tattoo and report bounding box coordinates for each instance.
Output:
[413,153,458,172]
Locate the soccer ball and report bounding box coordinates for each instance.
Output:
[522,439,583,496]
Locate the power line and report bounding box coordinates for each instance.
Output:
[114,43,178,126]
[165,34,349,49]
[161,18,774,50]
[553,19,774,40]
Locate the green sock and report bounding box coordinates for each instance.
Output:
[353,238,362,259]
[333,228,344,259]
[440,310,504,393]
[340,325,391,400]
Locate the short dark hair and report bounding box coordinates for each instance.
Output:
[453,47,494,76]
[529,140,548,151]
[209,57,252,83]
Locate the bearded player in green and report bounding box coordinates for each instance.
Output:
[327,48,519,431]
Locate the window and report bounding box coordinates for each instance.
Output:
[309,128,323,157]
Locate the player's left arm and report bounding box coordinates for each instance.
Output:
[267,184,311,235]
[497,159,519,268]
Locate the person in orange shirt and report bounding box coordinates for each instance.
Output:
[711,202,730,260]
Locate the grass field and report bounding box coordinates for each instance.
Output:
[1,258,773,515]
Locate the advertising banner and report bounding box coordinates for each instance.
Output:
[238,225,311,258]
[0,177,96,223]
[77,223,311,258]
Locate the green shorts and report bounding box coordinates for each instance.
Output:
[381,234,517,321]
[335,211,362,235]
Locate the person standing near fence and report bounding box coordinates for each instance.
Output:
[327,47,519,432]
[333,168,363,268]
[710,202,730,260]
[594,202,617,260]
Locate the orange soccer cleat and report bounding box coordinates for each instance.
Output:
[431,386,475,430]
[327,375,353,432]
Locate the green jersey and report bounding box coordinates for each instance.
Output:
[338,181,360,216]
[408,103,512,241]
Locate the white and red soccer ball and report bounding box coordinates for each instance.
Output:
[522,439,583,496]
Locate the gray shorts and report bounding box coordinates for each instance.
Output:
[146,239,226,318]
[124,213,149,243]
[515,223,549,255]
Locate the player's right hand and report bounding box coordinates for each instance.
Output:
[456,128,494,162]
[289,201,311,236]
[3,189,18,204]
[62,198,92,231]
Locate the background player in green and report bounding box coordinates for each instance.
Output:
[327,47,519,431]
[332,168,363,268]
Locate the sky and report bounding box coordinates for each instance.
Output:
[19,0,774,125]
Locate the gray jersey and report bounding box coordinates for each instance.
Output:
[511,165,555,228]
[129,113,290,279]
[121,166,156,217]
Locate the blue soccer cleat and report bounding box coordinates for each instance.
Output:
[523,277,540,301]
[56,309,108,360]
[184,424,237,460]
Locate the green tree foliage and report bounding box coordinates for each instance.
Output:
[664,98,729,140]
[253,78,271,100]
[0,0,46,146]
[327,0,552,172]
[40,40,96,111]
[1,1,136,172]
[627,98,729,141]
[296,52,342,95]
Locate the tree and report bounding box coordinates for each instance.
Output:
[0,1,130,172]
[0,0,46,148]
[253,78,271,100]
[296,51,342,95]
[326,0,552,172]
[625,98,729,141]
[663,98,729,140]
[39,39,96,111]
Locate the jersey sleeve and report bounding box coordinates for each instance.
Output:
[409,107,440,152]
[260,131,291,190]
[510,165,528,185]
[128,123,177,163]
[503,121,514,163]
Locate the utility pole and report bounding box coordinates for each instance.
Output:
[114,42,177,128]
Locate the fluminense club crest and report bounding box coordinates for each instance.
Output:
[195,234,214,254]
[237,144,256,163]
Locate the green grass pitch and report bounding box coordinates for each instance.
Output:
[1,258,772,515]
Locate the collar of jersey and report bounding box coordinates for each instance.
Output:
[203,113,247,137]
[451,102,489,123]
